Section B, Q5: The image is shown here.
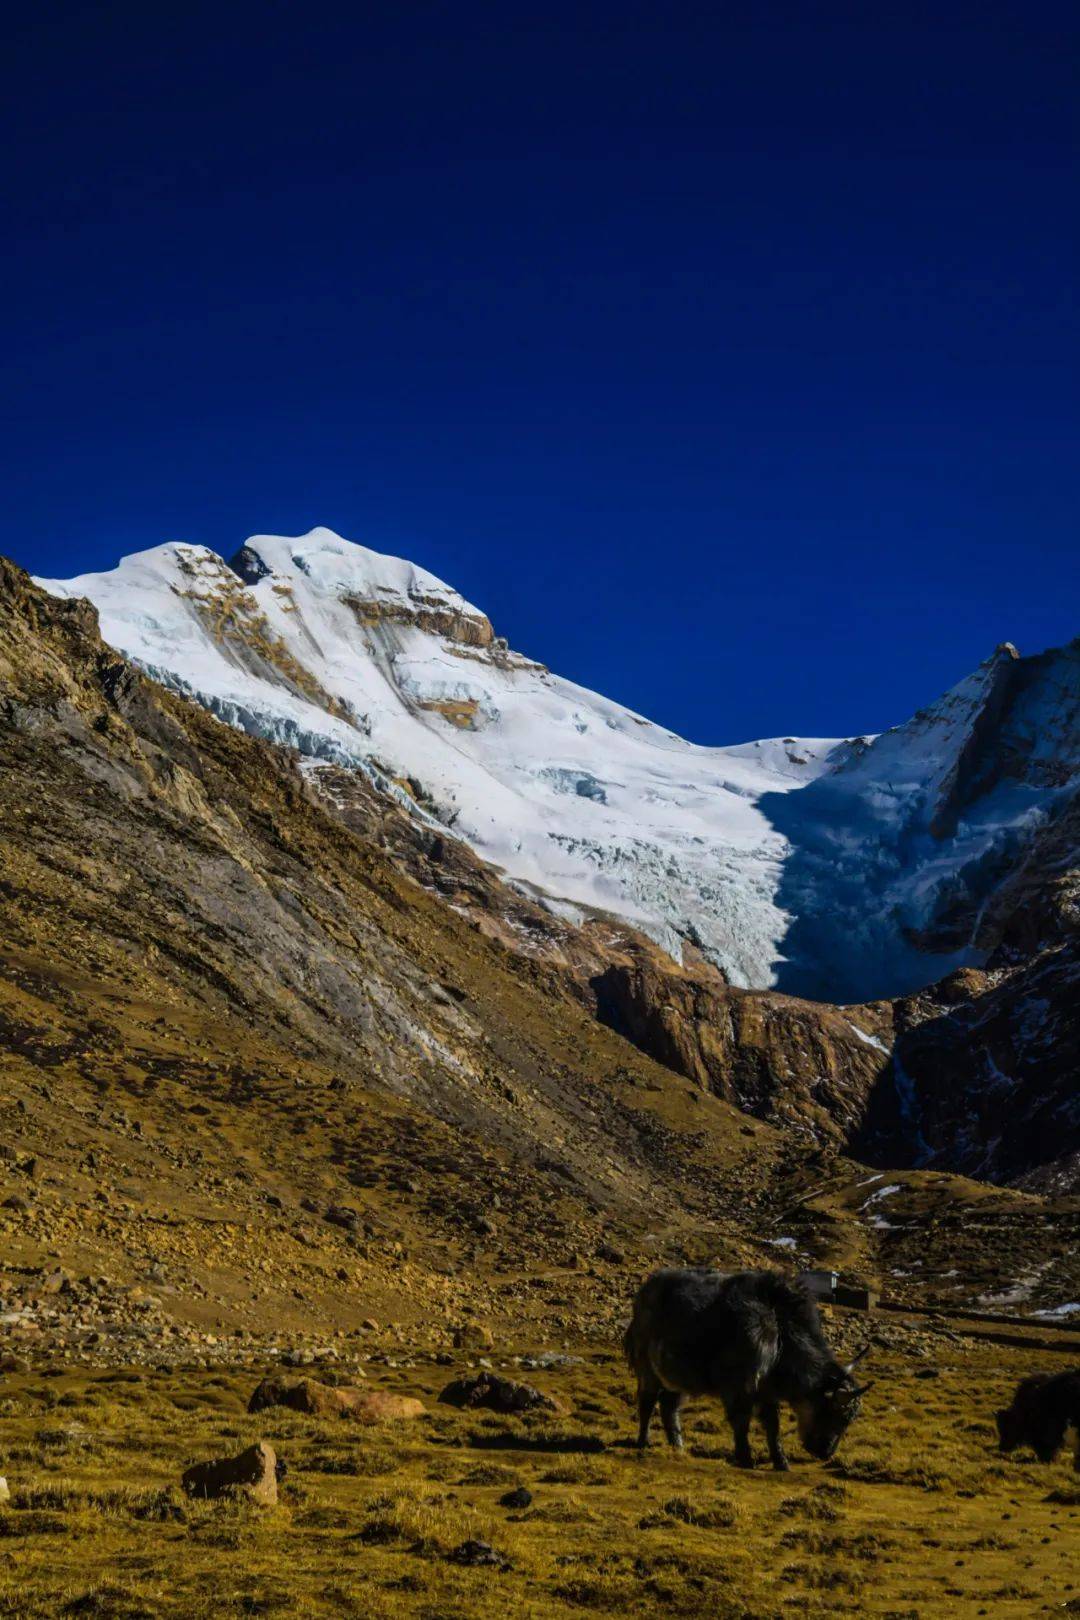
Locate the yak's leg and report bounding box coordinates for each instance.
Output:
[659,1390,685,1450]
[757,1400,789,1472]
[636,1378,661,1449]
[725,1394,755,1468]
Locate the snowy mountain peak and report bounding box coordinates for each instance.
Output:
[231,528,489,626]
[35,529,1079,1002]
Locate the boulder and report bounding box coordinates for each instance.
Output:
[438,1371,564,1415]
[452,1321,494,1351]
[0,1477,9,1505]
[182,1440,279,1506]
[248,1376,423,1423]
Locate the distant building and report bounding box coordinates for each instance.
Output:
[798,1269,877,1311]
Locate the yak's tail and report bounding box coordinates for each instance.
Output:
[622,1280,651,1374]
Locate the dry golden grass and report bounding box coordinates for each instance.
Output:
[0,1337,1076,1619]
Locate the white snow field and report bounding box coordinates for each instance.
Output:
[37,528,1080,1001]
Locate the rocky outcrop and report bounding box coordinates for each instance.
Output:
[888,948,1078,1188]
[344,592,494,648]
[854,818,1080,1189]
[589,947,892,1143]
[438,1372,564,1415]
[182,1440,280,1505]
[248,1377,424,1422]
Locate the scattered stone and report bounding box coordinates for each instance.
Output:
[438,1372,564,1415]
[449,1539,511,1570]
[182,1439,280,1506]
[248,1376,424,1423]
[499,1486,532,1510]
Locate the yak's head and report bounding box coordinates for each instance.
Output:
[995,1402,1025,1455]
[797,1347,872,1461]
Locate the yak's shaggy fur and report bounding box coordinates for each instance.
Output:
[997,1369,1080,1469]
[624,1268,869,1470]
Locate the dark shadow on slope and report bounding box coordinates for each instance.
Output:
[756,772,982,1004]
[864,949,1080,1185]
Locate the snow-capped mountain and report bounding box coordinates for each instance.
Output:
[37,528,1080,1001]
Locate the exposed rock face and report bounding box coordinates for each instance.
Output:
[182,1440,279,1505]
[853,810,1080,1190]
[888,950,1078,1188]
[928,641,1021,838]
[343,591,494,648]
[229,544,273,585]
[590,948,891,1144]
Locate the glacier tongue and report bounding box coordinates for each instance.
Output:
[35,527,1080,1002]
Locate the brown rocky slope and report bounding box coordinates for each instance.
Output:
[0,558,1077,1362]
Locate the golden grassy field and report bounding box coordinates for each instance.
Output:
[0,1328,1076,1619]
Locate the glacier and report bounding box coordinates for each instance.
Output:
[37,527,1080,1002]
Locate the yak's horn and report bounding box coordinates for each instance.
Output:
[843,1344,872,1373]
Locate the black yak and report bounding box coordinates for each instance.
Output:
[624,1268,871,1470]
[996,1370,1080,1470]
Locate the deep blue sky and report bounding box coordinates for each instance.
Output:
[4,2,1078,742]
